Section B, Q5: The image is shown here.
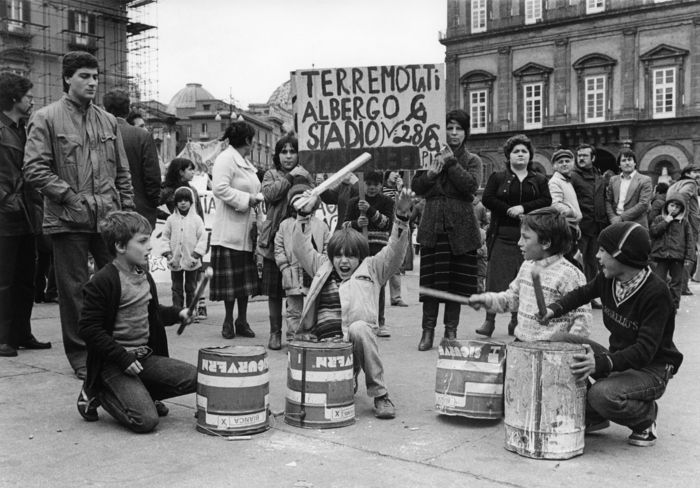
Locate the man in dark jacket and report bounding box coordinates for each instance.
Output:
[571,144,608,308]
[0,73,52,357]
[666,165,700,295]
[103,89,161,230]
[23,52,134,379]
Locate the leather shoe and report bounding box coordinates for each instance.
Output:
[235,320,255,338]
[75,367,87,380]
[682,290,693,296]
[418,330,435,351]
[222,321,235,339]
[391,300,409,307]
[11,337,52,350]
[475,317,495,337]
[444,328,457,340]
[0,344,18,357]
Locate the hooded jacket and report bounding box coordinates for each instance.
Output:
[649,196,695,262]
[162,188,208,271]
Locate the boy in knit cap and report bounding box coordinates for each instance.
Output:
[540,221,684,447]
[468,207,591,341]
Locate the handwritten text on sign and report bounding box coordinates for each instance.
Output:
[293,64,445,170]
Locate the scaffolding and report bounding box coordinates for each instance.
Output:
[0,0,158,110]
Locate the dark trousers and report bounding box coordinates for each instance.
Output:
[653,259,684,309]
[0,234,36,345]
[35,233,57,301]
[52,232,112,372]
[171,269,198,308]
[578,231,601,282]
[98,354,197,433]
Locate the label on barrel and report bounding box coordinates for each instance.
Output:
[326,405,355,420]
[207,411,267,429]
[200,356,269,374]
[435,394,456,408]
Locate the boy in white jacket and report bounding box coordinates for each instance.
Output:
[468,207,591,341]
[162,187,208,312]
[274,182,330,347]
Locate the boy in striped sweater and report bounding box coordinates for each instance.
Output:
[344,170,395,337]
[467,207,591,341]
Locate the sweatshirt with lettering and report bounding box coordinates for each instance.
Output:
[549,271,683,376]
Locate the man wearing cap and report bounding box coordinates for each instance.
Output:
[666,165,700,295]
[539,222,683,447]
[23,51,134,379]
[549,149,582,267]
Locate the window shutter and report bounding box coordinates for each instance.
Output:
[67,9,75,31]
[88,13,96,35]
[0,1,7,20]
[22,0,30,22]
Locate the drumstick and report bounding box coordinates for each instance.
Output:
[418,287,473,305]
[177,267,213,335]
[293,152,372,210]
[531,268,548,317]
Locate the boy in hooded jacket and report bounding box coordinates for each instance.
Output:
[649,195,695,309]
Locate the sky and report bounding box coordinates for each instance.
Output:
[155,0,447,109]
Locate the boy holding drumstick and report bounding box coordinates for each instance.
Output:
[468,208,591,341]
[539,221,683,447]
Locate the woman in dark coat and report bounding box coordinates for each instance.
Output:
[258,133,311,350]
[412,109,483,351]
[478,134,552,337]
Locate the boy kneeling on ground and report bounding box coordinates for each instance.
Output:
[539,222,683,447]
[292,188,414,419]
[77,211,197,433]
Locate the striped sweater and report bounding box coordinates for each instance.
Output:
[344,193,394,249]
[482,256,591,341]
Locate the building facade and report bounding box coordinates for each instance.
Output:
[441,0,700,186]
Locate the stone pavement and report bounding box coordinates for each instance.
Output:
[1,264,699,487]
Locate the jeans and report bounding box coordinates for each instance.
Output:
[52,233,112,371]
[421,298,461,332]
[653,259,684,308]
[578,231,601,283]
[0,234,36,345]
[97,354,198,433]
[171,270,198,308]
[550,332,672,431]
[285,295,304,340]
[389,272,401,302]
[347,320,387,398]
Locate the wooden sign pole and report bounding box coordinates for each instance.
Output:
[357,173,368,238]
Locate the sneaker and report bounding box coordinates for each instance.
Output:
[628,422,657,447]
[374,394,396,419]
[376,325,391,337]
[197,306,208,321]
[391,300,409,307]
[154,400,169,417]
[585,420,610,434]
[77,388,99,422]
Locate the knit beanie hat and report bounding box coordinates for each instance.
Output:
[552,149,574,163]
[597,222,650,268]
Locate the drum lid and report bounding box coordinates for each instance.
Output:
[507,341,584,353]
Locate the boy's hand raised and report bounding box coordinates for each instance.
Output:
[395,189,416,217]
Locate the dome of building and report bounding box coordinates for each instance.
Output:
[267,80,292,111]
[167,83,217,114]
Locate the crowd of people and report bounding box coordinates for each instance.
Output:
[0,51,684,443]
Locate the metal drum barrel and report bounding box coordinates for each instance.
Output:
[285,341,355,429]
[196,346,270,436]
[504,342,587,460]
[435,338,506,419]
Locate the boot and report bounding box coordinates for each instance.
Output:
[267,316,282,351]
[419,300,439,351]
[475,313,496,337]
[235,319,255,338]
[418,330,435,351]
[507,312,518,336]
[443,301,460,340]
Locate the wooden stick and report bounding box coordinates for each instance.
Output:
[357,173,368,238]
[177,267,213,335]
[418,287,472,305]
[293,152,372,210]
[531,268,548,317]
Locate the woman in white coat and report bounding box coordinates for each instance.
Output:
[210,120,264,339]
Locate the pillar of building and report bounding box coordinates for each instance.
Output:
[691,18,700,107]
[497,46,512,131]
[552,38,569,124]
[620,28,637,116]
[445,53,460,110]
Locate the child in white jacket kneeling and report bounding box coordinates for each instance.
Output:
[162,187,208,311]
[274,182,330,346]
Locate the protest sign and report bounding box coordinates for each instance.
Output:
[292,63,445,172]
